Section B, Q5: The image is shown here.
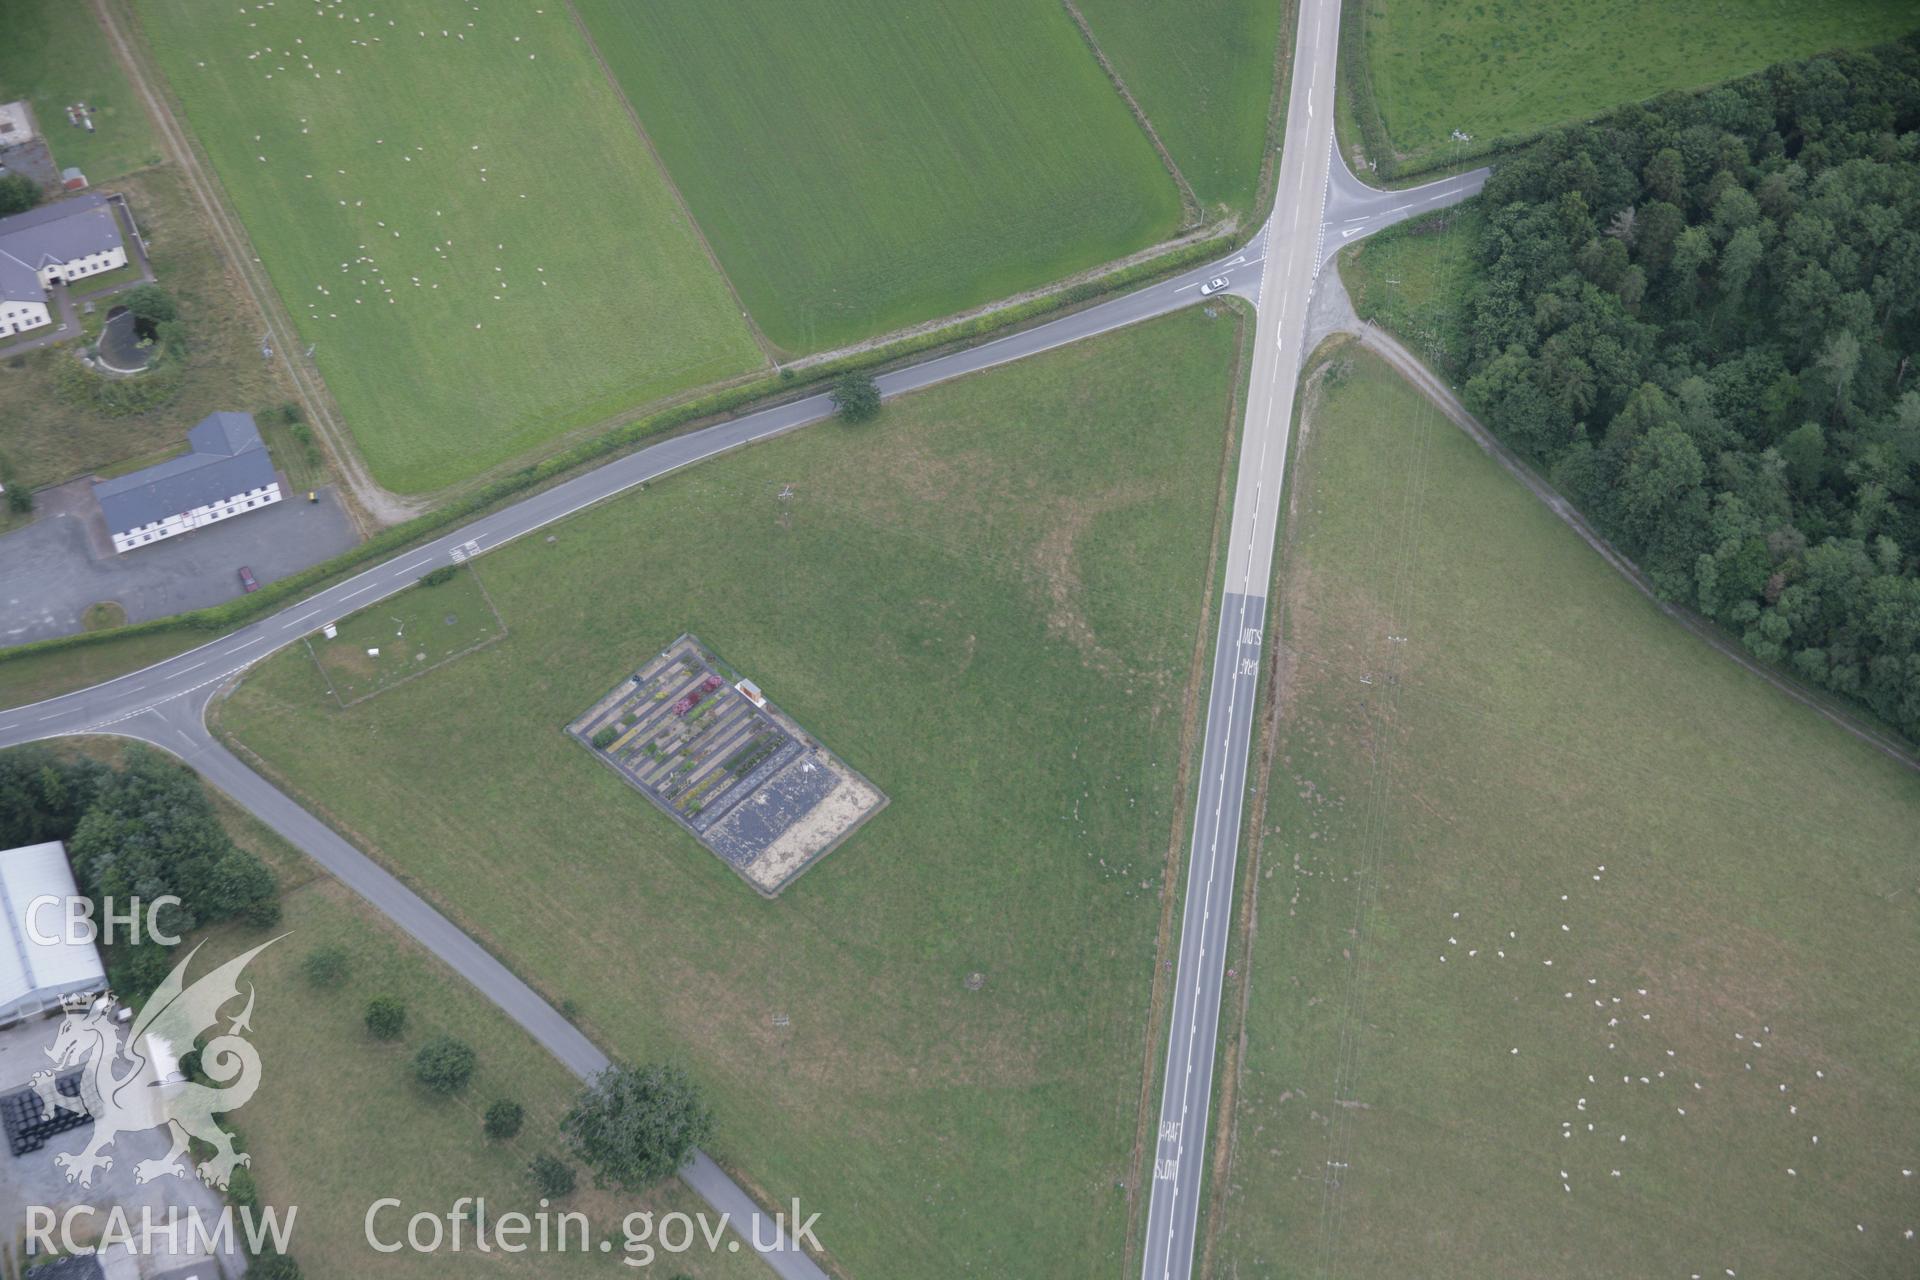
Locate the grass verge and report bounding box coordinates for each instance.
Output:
[0,629,202,710]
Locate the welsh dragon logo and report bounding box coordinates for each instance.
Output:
[31,939,280,1190]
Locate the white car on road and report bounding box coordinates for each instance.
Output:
[1199,276,1229,296]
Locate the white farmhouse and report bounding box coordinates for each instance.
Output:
[93,411,283,554]
[0,192,129,338]
[0,250,49,336]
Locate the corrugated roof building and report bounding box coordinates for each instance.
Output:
[0,842,106,1027]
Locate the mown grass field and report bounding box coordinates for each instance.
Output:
[571,0,1184,353]
[1211,351,1920,1278]
[1075,0,1285,218]
[0,163,300,491]
[42,738,764,1278]
[1361,0,1919,168]
[137,0,762,494]
[0,0,158,181]
[215,306,1248,1277]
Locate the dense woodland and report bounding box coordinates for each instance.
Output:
[0,746,278,995]
[1461,38,1920,740]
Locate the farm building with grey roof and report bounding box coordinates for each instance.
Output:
[0,192,128,337]
[92,411,283,554]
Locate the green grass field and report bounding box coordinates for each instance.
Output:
[0,0,158,181]
[1074,0,1285,217]
[137,0,763,494]
[214,306,1248,1277]
[39,737,765,1279]
[1361,0,1919,168]
[1211,351,1920,1277]
[571,0,1184,353]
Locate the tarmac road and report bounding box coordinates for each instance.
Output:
[0,233,1316,754]
[1321,149,1489,265]
[1135,0,1345,1272]
[1135,2,1485,1276]
[0,50,1487,1271]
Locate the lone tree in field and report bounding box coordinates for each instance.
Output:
[831,371,881,424]
[413,1035,477,1094]
[562,1062,713,1191]
[364,995,405,1040]
[528,1153,576,1199]
[484,1099,525,1140]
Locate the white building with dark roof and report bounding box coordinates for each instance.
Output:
[0,842,106,1028]
[0,250,46,337]
[0,193,128,338]
[93,411,282,554]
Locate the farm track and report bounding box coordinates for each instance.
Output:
[93,0,419,530]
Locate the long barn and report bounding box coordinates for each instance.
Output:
[0,842,105,1028]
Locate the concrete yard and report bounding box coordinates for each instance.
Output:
[0,477,357,644]
[0,1012,246,1276]
[570,634,887,896]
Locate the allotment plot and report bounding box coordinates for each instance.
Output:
[570,635,886,896]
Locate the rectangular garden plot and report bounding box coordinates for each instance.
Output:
[568,635,886,896]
